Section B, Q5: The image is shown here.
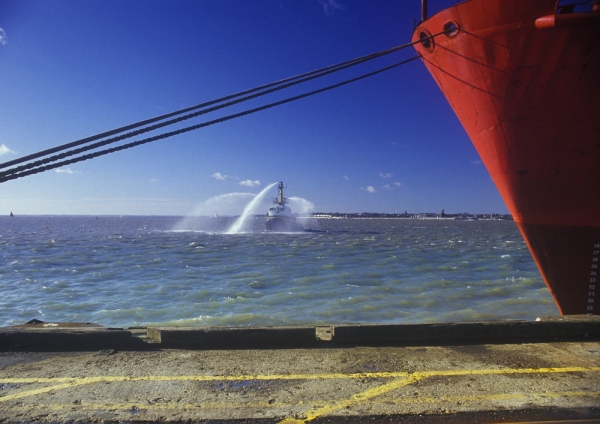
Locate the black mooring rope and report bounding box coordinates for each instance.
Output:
[0,43,415,181]
[0,56,419,183]
[0,29,449,184]
[0,48,394,171]
[0,43,412,176]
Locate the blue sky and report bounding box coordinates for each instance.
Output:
[0,0,508,216]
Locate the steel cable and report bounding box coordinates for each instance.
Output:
[0,43,413,177]
[0,30,448,183]
[0,56,419,183]
[0,45,409,180]
[0,47,398,171]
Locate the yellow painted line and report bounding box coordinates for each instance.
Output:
[1,365,599,408]
[279,375,422,423]
[1,377,76,383]
[16,400,331,411]
[0,373,408,404]
[416,366,600,378]
[0,371,409,385]
[2,366,598,386]
[12,391,600,413]
[0,380,96,402]
[278,367,600,424]
[370,390,600,406]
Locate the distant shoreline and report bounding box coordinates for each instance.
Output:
[305,216,512,221]
[3,213,513,221]
[308,213,513,221]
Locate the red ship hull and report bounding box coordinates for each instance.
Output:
[412,0,600,315]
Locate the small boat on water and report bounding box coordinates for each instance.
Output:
[266,182,303,232]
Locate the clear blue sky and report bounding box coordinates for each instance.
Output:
[0,0,508,216]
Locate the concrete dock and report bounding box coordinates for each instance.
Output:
[1,316,599,423]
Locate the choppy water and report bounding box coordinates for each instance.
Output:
[0,215,558,328]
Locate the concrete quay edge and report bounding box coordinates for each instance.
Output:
[1,315,599,351]
[0,326,135,351]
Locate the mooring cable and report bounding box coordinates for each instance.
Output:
[0,56,419,183]
[0,44,411,180]
[0,29,450,184]
[0,42,412,175]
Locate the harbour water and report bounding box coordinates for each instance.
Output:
[0,215,558,328]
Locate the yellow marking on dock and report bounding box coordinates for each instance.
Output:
[416,366,600,378]
[2,365,598,390]
[279,375,421,424]
[0,380,96,402]
[1,365,599,424]
[0,371,409,386]
[278,366,600,423]
[370,390,600,406]
[10,400,331,412]
[8,390,600,414]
